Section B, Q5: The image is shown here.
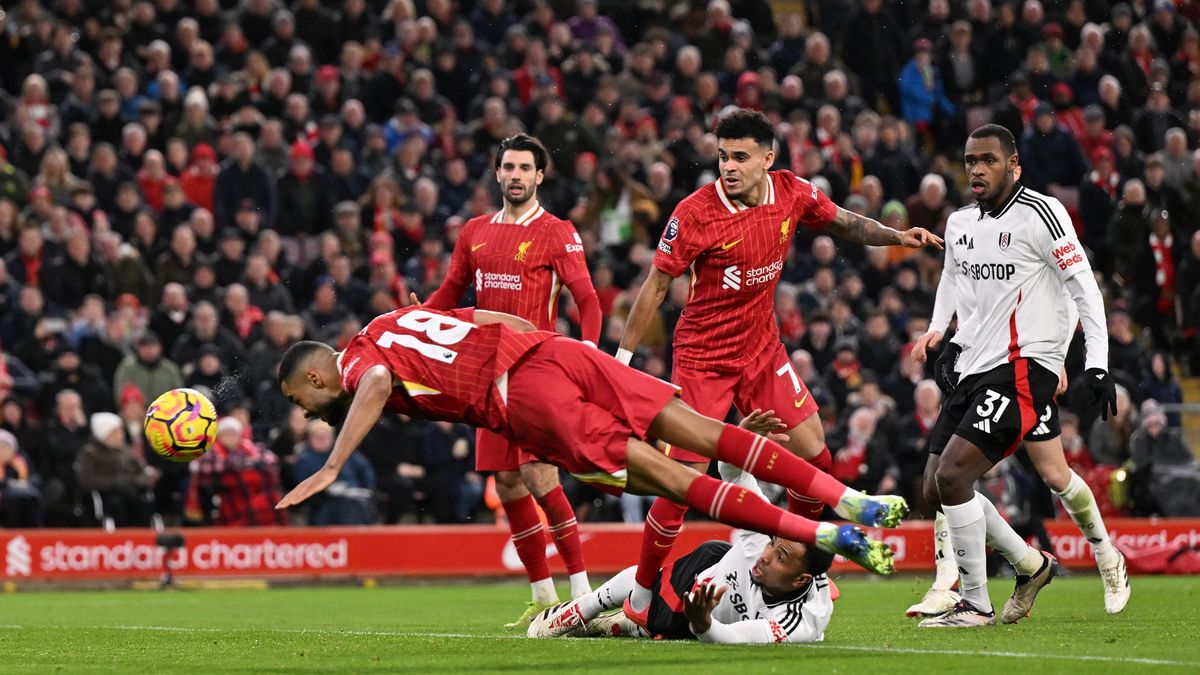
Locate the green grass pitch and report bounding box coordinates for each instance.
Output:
[0,575,1196,673]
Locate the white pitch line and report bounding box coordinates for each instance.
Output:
[1,625,1197,667]
[797,644,1200,668]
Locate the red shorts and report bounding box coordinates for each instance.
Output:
[667,340,818,463]
[503,337,680,496]
[474,428,537,473]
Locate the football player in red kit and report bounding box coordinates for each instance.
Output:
[275,306,908,579]
[421,134,601,625]
[617,109,942,622]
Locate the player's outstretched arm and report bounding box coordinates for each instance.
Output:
[474,309,536,332]
[616,267,672,365]
[275,365,393,509]
[825,206,944,249]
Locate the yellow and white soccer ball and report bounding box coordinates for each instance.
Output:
[143,388,218,462]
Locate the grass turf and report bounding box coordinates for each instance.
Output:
[0,575,1196,673]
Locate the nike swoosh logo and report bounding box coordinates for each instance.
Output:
[794,391,810,408]
[720,239,743,250]
[471,243,487,252]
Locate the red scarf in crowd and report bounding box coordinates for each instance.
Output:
[1150,231,1176,314]
[233,305,264,341]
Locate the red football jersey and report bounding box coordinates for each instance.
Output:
[442,202,590,330]
[653,170,837,372]
[338,307,555,431]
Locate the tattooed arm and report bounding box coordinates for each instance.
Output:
[824,207,944,249]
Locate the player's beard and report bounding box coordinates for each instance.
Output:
[317,395,353,428]
[504,182,535,206]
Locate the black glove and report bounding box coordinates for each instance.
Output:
[934,343,962,396]
[1084,368,1118,420]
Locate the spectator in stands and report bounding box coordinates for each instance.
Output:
[75,411,156,526]
[186,416,287,526]
[213,132,276,230]
[1142,352,1185,426]
[1020,102,1091,195]
[294,420,377,525]
[419,421,481,524]
[1107,179,1149,280]
[38,389,91,525]
[1089,384,1137,466]
[0,428,42,527]
[112,332,184,408]
[1132,208,1185,349]
[1129,400,1200,516]
[171,301,246,375]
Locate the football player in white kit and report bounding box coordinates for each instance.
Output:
[528,413,835,644]
[907,215,1130,619]
[915,125,1118,628]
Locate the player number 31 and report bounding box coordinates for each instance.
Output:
[375,310,476,364]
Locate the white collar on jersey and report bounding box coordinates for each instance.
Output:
[490,201,545,226]
[715,172,776,215]
[978,183,1025,221]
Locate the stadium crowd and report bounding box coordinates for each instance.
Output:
[1,0,1199,530]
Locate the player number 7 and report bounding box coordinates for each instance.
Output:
[375,310,476,364]
[776,362,803,396]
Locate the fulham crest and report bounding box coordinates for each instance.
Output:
[999,232,1012,250]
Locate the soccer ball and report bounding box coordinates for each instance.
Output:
[143,388,218,462]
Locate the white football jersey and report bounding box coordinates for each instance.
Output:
[940,185,1089,379]
[693,466,833,643]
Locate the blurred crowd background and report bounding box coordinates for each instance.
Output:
[1,0,1199,532]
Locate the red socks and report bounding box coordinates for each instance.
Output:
[503,494,551,583]
[536,486,586,575]
[716,425,846,507]
[684,474,819,544]
[634,498,688,589]
[788,447,833,520]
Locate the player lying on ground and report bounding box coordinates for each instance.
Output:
[421,133,601,625]
[274,306,908,574]
[528,458,834,643]
[616,108,942,624]
[912,125,1117,628]
[907,232,1129,618]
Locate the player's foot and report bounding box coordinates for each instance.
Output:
[918,599,996,628]
[1098,550,1130,614]
[836,494,909,528]
[582,610,650,638]
[622,596,650,630]
[817,524,895,575]
[1000,550,1059,624]
[504,600,559,628]
[906,588,961,618]
[527,600,586,638]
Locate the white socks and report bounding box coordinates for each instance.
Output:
[932,511,959,592]
[531,577,558,604]
[569,572,592,599]
[1055,471,1115,560]
[628,583,652,614]
[977,491,1042,577]
[943,496,991,612]
[579,567,637,621]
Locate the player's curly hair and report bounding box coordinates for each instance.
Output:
[803,543,836,577]
[715,108,775,148]
[495,133,551,172]
[969,124,1018,157]
[278,340,333,385]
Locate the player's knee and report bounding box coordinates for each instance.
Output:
[494,470,527,500]
[933,462,966,496]
[519,462,560,498]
